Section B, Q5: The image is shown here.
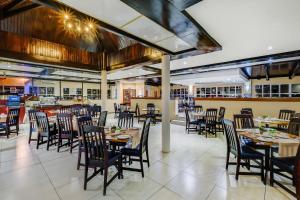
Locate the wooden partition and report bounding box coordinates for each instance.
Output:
[130,97,177,120]
[195,98,300,120]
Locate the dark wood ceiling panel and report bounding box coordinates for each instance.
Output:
[0,6,136,53]
[121,0,221,52]
[0,30,102,70]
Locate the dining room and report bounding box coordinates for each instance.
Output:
[0,0,300,200]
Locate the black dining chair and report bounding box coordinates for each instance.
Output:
[57,113,78,153]
[118,112,134,128]
[241,108,253,116]
[121,118,151,177]
[193,105,203,113]
[88,105,101,118]
[292,113,300,118]
[97,111,108,127]
[114,103,119,118]
[233,114,255,129]
[287,117,300,136]
[77,116,93,170]
[0,108,20,138]
[223,119,265,181]
[199,108,218,137]
[278,109,296,130]
[270,143,300,197]
[185,109,198,134]
[136,104,147,123]
[82,125,122,196]
[146,104,157,124]
[35,112,57,150]
[216,107,226,133]
[28,109,38,144]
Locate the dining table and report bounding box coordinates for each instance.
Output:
[191,111,206,120]
[141,108,160,112]
[105,127,141,148]
[254,117,290,128]
[237,128,300,183]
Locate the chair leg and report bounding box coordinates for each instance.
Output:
[47,136,50,151]
[225,149,230,170]
[146,147,150,167]
[83,166,88,190]
[270,159,274,186]
[28,125,33,144]
[103,167,108,196]
[140,155,144,177]
[70,138,73,153]
[235,157,240,180]
[36,135,40,149]
[77,149,82,170]
[261,158,265,183]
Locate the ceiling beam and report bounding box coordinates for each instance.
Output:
[263,64,270,81]
[2,3,40,19]
[241,68,251,79]
[289,61,300,79]
[3,0,23,11]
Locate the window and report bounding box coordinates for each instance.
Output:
[280,84,289,97]
[271,85,279,97]
[263,85,270,97]
[292,84,300,97]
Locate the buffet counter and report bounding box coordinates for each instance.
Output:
[194,97,300,119]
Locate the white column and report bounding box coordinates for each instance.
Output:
[101,70,108,111]
[162,54,170,153]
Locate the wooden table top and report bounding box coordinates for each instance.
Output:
[105,128,140,146]
[237,128,299,146]
[142,108,160,111]
[254,117,290,126]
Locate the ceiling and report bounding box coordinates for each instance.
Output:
[151,0,300,70]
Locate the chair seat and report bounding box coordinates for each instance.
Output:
[121,147,140,157]
[240,145,264,159]
[0,123,7,129]
[272,156,295,172]
[189,120,199,125]
[89,150,121,167]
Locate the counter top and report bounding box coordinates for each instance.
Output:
[194,97,300,102]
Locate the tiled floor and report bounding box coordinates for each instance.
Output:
[0,114,296,200]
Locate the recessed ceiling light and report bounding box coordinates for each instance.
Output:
[183,61,187,65]
[267,46,273,50]
[7,65,11,68]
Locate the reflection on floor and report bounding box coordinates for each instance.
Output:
[0,114,295,200]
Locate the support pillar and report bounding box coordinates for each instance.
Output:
[162,54,170,153]
[101,70,108,111]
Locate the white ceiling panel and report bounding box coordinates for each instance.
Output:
[52,70,100,79]
[0,62,44,73]
[171,69,248,85]
[108,67,155,80]
[0,70,40,78]
[165,0,300,70]
[122,16,174,44]
[58,0,141,27]
[156,36,192,52]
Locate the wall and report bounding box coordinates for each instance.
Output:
[195,98,300,120]
[82,82,100,97]
[145,85,161,97]
[33,79,60,96]
[130,98,177,120]
[119,80,145,103]
[0,77,29,86]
